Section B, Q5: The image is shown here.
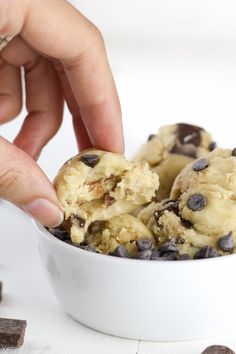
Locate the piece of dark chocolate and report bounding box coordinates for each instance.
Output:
[0,318,27,348]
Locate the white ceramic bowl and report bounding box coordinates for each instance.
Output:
[34,221,236,341]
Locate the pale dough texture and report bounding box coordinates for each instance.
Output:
[134,123,214,201]
[84,214,155,256]
[138,148,236,257]
[54,149,159,243]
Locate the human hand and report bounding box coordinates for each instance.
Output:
[0,0,124,227]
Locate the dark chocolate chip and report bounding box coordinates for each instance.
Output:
[136,249,152,260]
[0,318,27,348]
[161,251,178,261]
[180,217,193,228]
[194,246,221,259]
[178,253,191,260]
[192,158,209,172]
[209,142,217,151]
[136,238,153,251]
[148,134,156,142]
[72,215,85,228]
[88,220,107,234]
[158,239,179,254]
[187,194,207,211]
[50,228,69,241]
[151,248,162,260]
[176,123,203,147]
[201,345,235,354]
[232,148,236,157]
[170,143,197,158]
[103,192,116,206]
[80,154,99,168]
[218,232,234,252]
[111,246,130,258]
[83,244,97,253]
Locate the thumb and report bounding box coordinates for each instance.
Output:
[0,136,63,227]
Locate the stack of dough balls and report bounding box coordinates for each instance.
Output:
[51,123,236,260]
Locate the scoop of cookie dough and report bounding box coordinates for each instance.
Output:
[54,149,159,243]
[134,123,215,201]
[83,214,155,256]
[138,148,236,259]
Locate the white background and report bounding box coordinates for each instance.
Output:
[1,0,236,353]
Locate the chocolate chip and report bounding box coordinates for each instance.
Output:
[178,253,191,260]
[170,143,197,158]
[158,239,179,254]
[232,148,236,157]
[80,154,99,168]
[103,192,116,206]
[88,220,107,234]
[194,246,221,259]
[151,248,162,260]
[180,217,193,228]
[50,228,69,241]
[218,232,234,252]
[83,244,97,253]
[209,142,217,151]
[176,123,203,147]
[0,318,27,348]
[111,246,130,258]
[136,249,152,260]
[148,134,156,141]
[192,158,209,172]
[72,215,85,228]
[187,194,206,211]
[136,238,153,251]
[151,248,178,261]
[201,345,235,354]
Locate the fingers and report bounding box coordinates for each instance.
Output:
[0,59,22,123]
[0,136,63,227]
[0,0,124,153]
[2,37,63,159]
[53,60,92,151]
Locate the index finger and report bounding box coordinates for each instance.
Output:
[0,0,124,153]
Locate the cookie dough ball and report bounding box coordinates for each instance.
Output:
[134,123,215,201]
[139,148,236,259]
[83,214,155,256]
[54,149,159,243]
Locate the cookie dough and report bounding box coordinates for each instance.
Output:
[138,148,236,258]
[54,149,159,243]
[134,123,215,201]
[83,214,155,256]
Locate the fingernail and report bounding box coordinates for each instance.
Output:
[22,198,64,227]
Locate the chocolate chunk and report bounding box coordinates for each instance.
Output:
[158,239,179,254]
[209,142,217,151]
[192,158,209,172]
[151,248,162,260]
[161,251,178,260]
[136,238,153,251]
[83,244,97,253]
[88,220,107,234]
[170,142,197,158]
[218,232,234,252]
[178,253,191,260]
[80,154,99,168]
[0,318,27,348]
[50,228,69,241]
[103,192,116,206]
[0,282,2,302]
[201,345,235,354]
[194,246,221,259]
[136,249,152,260]
[176,123,203,147]
[180,217,193,228]
[148,134,156,141]
[111,246,130,258]
[72,215,85,228]
[187,194,206,211]
[232,148,236,157]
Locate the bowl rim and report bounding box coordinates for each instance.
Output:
[33,220,236,266]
